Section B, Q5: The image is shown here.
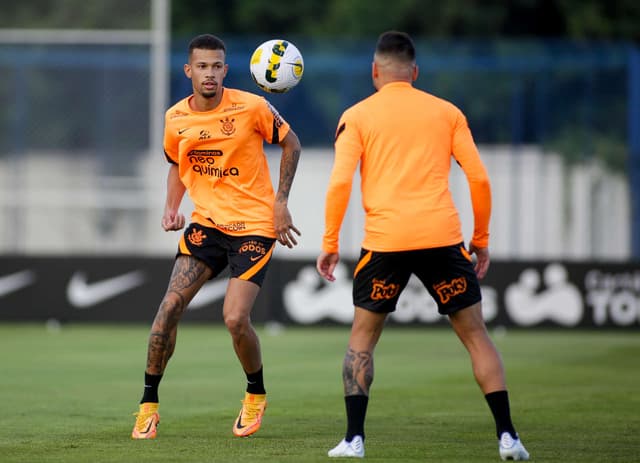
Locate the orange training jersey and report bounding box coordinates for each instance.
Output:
[322,81,491,253]
[164,88,290,237]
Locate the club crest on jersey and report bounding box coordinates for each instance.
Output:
[220,117,236,136]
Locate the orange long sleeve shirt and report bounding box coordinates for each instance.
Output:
[322,81,491,254]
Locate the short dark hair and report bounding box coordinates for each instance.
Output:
[188,34,226,56]
[375,31,416,63]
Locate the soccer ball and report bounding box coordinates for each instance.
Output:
[250,39,304,93]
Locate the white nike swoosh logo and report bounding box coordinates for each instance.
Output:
[0,270,37,298]
[67,271,146,308]
[188,279,228,309]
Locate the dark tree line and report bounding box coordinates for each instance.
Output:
[1,0,639,42]
[173,0,640,41]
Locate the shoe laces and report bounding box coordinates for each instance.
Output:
[350,437,364,452]
[241,399,264,421]
[500,432,515,448]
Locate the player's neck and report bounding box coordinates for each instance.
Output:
[375,77,413,90]
[190,89,224,112]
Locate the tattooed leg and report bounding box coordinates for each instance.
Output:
[146,255,212,374]
[343,347,374,396]
[337,308,387,442]
[343,307,387,396]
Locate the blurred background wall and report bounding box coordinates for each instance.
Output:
[0,0,639,261]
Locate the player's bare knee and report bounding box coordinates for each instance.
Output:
[224,313,250,337]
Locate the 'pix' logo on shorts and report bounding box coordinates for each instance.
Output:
[433,277,467,304]
[370,278,400,300]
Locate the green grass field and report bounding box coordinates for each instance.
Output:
[1,323,638,462]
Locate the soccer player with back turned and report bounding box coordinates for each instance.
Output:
[317,31,529,460]
[131,34,302,439]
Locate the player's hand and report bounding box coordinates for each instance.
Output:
[273,201,301,248]
[468,243,490,279]
[316,251,339,282]
[161,211,185,231]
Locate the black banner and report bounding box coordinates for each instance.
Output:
[0,256,638,328]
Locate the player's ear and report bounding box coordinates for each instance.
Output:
[371,61,378,79]
[412,64,419,81]
[184,63,192,79]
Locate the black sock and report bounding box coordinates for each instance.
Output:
[141,372,162,403]
[246,366,266,394]
[345,395,368,441]
[485,390,517,439]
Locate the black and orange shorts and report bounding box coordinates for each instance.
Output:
[177,222,276,287]
[352,242,482,315]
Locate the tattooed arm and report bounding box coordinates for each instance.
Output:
[274,128,302,248]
